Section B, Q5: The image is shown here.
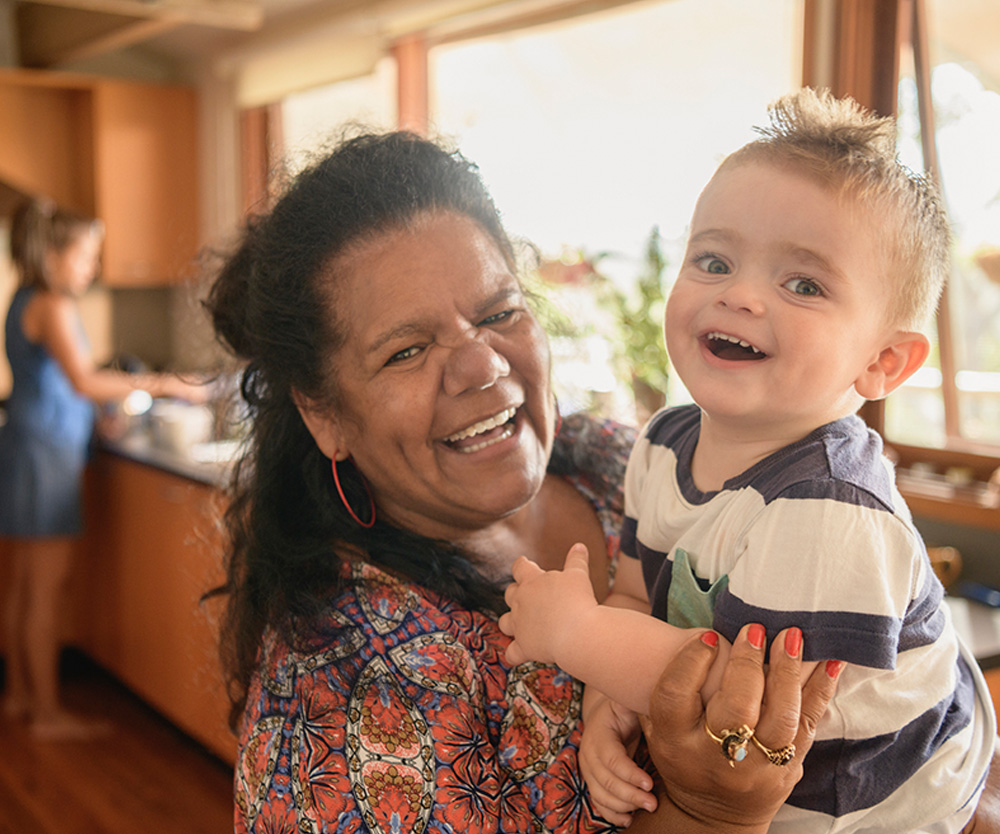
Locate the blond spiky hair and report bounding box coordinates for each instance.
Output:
[721,87,951,332]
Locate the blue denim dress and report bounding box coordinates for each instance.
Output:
[0,287,95,536]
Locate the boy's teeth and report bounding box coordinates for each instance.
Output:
[707,331,762,354]
[445,407,516,442]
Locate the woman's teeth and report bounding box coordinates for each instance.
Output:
[444,407,517,452]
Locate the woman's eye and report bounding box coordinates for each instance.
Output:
[695,255,730,275]
[386,345,421,365]
[480,309,516,326]
[784,277,822,297]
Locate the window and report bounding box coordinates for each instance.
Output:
[281,57,397,172]
[888,0,1000,454]
[430,0,803,422]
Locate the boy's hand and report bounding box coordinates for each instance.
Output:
[580,694,656,827]
[498,543,599,667]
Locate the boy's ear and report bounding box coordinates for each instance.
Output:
[855,331,930,401]
[291,389,350,462]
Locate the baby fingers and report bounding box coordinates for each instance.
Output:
[583,755,656,816]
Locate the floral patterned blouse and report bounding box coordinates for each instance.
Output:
[234,414,636,834]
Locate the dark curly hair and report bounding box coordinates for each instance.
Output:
[205,131,518,726]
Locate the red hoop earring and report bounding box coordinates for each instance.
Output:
[332,457,376,528]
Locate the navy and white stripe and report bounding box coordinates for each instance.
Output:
[622,404,996,833]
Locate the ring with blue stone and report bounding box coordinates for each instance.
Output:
[704,721,755,767]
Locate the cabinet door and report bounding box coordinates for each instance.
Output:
[986,667,1000,730]
[0,77,92,211]
[91,81,199,287]
[79,456,235,763]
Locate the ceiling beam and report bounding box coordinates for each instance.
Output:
[14,0,262,67]
[17,5,177,65]
[17,0,262,31]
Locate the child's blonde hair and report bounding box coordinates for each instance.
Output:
[9,198,104,291]
[721,87,950,332]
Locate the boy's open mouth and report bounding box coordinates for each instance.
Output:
[704,331,767,361]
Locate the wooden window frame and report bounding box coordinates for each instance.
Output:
[804,0,1000,530]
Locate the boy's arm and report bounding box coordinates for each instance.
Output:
[500,543,728,715]
[603,549,652,613]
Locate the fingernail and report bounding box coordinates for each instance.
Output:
[785,627,802,658]
[826,659,844,679]
[748,623,765,650]
[701,630,719,647]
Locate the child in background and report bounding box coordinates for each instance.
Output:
[500,88,996,832]
[0,198,206,739]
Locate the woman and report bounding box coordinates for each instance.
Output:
[0,198,206,739]
[206,131,996,832]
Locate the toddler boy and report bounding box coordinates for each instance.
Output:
[500,88,996,833]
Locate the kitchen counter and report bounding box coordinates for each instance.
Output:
[78,447,237,764]
[947,595,1000,670]
[99,430,239,488]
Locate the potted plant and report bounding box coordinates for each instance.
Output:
[535,226,670,424]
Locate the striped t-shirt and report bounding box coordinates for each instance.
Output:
[622,404,996,833]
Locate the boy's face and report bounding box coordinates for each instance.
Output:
[665,160,898,442]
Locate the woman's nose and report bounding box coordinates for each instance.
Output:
[443,336,511,396]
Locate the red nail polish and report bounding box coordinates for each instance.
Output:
[701,630,719,647]
[785,627,802,658]
[748,623,765,649]
[826,659,844,679]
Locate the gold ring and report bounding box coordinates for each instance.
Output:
[751,735,796,766]
[704,721,754,767]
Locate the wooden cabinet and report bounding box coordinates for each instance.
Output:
[986,667,1000,729]
[78,454,236,763]
[91,81,199,285]
[0,78,91,210]
[0,69,199,287]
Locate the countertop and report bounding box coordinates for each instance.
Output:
[99,431,238,488]
[947,595,1000,670]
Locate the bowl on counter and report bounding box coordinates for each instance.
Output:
[148,400,215,456]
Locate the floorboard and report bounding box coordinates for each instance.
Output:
[0,652,233,834]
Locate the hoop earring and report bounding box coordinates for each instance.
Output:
[332,457,376,528]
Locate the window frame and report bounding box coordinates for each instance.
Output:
[802,0,1000,529]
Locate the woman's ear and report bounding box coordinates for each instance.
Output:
[291,389,349,461]
[855,331,930,401]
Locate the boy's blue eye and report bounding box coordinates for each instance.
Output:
[696,255,730,274]
[784,277,822,296]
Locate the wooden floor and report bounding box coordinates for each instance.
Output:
[0,652,233,834]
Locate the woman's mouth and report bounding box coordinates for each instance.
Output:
[443,407,517,453]
[703,331,767,361]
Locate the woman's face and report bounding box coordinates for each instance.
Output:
[301,211,555,541]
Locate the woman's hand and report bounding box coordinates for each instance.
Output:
[629,624,842,834]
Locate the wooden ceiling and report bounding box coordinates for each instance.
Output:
[10,0,265,67]
[7,0,999,87]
